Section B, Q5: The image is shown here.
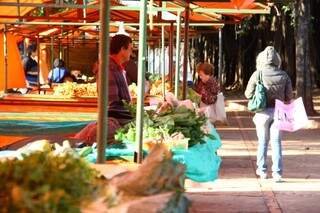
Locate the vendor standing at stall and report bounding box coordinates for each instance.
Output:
[22,44,39,87]
[74,34,133,144]
[194,63,221,124]
[107,34,133,124]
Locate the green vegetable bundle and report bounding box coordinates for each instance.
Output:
[0,152,101,213]
[115,105,214,147]
[152,106,210,147]
[178,86,201,105]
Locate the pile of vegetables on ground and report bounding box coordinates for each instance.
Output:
[115,98,215,149]
[0,141,187,212]
[0,151,105,213]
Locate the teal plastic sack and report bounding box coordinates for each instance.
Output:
[173,125,221,182]
[84,125,222,182]
[248,71,266,112]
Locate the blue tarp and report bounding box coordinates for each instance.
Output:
[85,125,222,182]
[0,119,222,182]
[0,120,92,136]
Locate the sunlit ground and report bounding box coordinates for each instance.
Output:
[186,178,320,193]
[184,94,320,213]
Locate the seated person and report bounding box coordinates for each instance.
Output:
[48,58,68,83]
[70,70,86,83]
[22,44,39,87]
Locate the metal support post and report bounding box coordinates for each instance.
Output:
[135,0,148,164]
[96,0,110,164]
[174,12,181,98]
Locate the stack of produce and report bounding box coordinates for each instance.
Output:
[128,82,138,98]
[0,151,107,212]
[148,79,201,105]
[53,82,97,97]
[115,101,214,150]
[149,80,171,97]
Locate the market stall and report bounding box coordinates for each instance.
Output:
[0,0,271,173]
[0,1,276,211]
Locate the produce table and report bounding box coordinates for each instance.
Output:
[0,123,221,183]
[0,93,150,113]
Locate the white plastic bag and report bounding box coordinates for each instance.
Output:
[273,97,308,132]
[215,93,227,123]
[200,92,227,123]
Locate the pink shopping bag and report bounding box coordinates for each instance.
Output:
[273,97,308,132]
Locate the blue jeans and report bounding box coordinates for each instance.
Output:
[254,108,282,176]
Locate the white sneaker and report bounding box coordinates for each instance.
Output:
[272,173,283,183]
[256,170,267,179]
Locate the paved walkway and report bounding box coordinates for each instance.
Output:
[186,92,320,213]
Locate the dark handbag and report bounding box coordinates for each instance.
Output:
[247,71,267,112]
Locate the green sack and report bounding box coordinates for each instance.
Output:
[247,71,266,112]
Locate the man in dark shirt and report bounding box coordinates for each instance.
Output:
[108,34,133,125]
[74,34,133,144]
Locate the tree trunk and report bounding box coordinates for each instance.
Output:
[295,0,316,115]
[310,0,320,87]
[283,12,296,87]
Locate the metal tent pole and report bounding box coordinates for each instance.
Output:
[169,22,173,89]
[182,2,190,100]
[96,0,110,164]
[161,24,165,99]
[135,0,148,164]
[50,36,54,72]
[0,21,224,27]
[3,26,8,93]
[152,48,155,74]
[36,35,40,91]
[174,12,181,98]
[218,28,223,88]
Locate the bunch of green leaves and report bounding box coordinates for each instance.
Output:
[145,72,161,83]
[115,105,215,148]
[189,88,201,105]
[123,100,137,117]
[0,152,102,213]
[178,87,201,105]
[152,106,213,147]
[114,111,170,143]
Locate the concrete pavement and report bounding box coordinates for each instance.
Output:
[185,92,320,213]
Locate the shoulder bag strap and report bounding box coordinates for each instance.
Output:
[257,70,263,85]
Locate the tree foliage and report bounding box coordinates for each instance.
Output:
[191,1,319,114]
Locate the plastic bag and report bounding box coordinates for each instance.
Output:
[200,92,227,123]
[273,97,308,132]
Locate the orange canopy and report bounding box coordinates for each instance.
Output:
[0,32,26,90]
[231,0,255,9]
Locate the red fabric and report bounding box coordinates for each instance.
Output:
[74,118,121,145]
[194,76,220,105]
[110,55,125,71]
